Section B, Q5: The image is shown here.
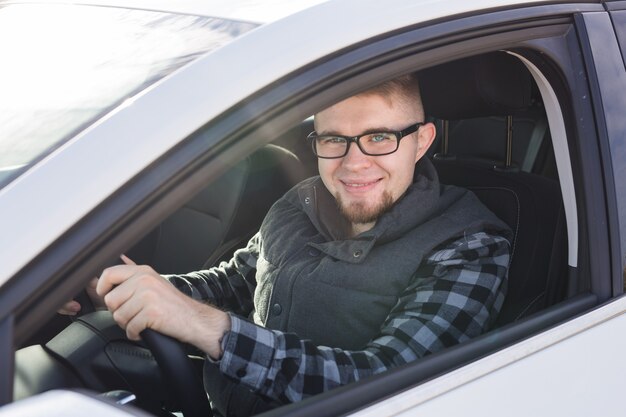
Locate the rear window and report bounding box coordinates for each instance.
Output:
[0,3,256,189]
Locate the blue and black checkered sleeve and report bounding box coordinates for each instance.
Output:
[165,233,261,317]
[217,231,510,404]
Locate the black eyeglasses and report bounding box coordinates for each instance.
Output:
[307,122,424,159]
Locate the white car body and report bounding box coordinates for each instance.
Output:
[0,0,624,416]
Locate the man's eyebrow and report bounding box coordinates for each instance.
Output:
[316,127,395,136]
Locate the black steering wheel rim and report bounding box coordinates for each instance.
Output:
[17,310,213,416]
[74,292,213,416]
[140,328,213,417]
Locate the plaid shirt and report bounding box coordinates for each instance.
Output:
[168,230,509,404]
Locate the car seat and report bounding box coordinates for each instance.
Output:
[128,144,305,273]
[419,51,568,326]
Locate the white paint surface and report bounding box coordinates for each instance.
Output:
[351,296,626,417]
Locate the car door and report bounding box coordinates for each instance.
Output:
[1,1,624,416]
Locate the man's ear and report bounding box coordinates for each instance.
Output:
[414,122,437,163]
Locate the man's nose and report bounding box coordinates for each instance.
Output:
[341,141,372,169]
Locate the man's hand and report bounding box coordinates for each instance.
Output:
[97,255,231,359]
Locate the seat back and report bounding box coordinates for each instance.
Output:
[128,144,305,273]
[419,52,568,325]
[433,160,567,324]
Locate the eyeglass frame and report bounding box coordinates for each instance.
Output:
[307,121,424,159]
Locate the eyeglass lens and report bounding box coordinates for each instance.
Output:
[315,132,398,157]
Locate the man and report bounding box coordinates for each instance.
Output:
[62,74,511,416]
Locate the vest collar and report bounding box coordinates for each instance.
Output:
[296,158,442,263]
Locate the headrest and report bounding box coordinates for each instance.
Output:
[419,52,532,120]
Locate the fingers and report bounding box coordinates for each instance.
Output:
[58,277,99,316]
[121,301,170,341]
[98,264,170,339]
[102,276,138,311]
[85,278,107,310]
[94,259,208,344]
[96,264,155,298]
[95,255,140,297]
[110,295,144,340]
[125,314,147,341]
[108,291,159,341]
[120,254,136,266]
[57,256,146,319]
[58,300,81,315]
[100,267,162,310]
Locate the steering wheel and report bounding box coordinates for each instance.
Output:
[17,311,213,417]
[141,328,213,417]
[73,290,213,416]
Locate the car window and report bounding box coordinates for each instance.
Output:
[0,3,256,190]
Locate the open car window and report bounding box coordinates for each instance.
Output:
[14,49,577,413]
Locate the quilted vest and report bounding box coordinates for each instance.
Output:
[252,158,510,349]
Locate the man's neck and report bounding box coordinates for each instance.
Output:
[350,221,375,237]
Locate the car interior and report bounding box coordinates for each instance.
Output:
[14,50,572,415]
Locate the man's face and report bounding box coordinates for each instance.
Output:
[315,92,436,226]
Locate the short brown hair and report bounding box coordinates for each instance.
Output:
[358,73,424,120]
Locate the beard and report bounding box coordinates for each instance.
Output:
[336,191,395,225]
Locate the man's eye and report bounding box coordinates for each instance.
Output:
[320,137,345,145]
[369,133,393,143]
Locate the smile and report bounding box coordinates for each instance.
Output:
[341,179,382,191]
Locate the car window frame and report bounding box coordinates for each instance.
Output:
[611,3,626,284]
[577,10,626,297]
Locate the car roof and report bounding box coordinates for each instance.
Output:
[0,0,331,23]
[0,0,574,286]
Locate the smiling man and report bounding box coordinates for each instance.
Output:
[313,83,434,236]
[66,74,512,416]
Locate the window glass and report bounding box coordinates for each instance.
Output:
[0,4,256,188]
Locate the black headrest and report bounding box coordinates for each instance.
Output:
[419,52,532,119]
